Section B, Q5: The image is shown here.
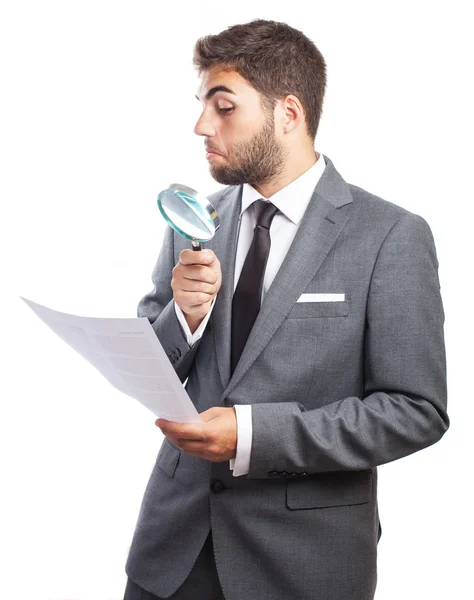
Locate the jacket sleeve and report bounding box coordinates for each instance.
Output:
[248,212,449,478]
[138,225,202,383]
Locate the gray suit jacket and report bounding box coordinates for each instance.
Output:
[125,155,449,600]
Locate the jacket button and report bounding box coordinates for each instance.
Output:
[268,471,279,478]
[210,479,226,494]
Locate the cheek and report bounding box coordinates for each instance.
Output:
[224,129,253,155]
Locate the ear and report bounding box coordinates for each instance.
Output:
[278,94,305,134]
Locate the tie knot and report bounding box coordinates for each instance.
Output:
[253,199,279,229]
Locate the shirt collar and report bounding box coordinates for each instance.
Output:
[240,152,326,225]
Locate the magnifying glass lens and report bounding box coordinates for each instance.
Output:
[157,184,220,249]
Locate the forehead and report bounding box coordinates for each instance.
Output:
[195,68,259,103]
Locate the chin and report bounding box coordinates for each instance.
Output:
[210,167,245,186]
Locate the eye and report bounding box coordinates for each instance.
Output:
[218,107,234,114]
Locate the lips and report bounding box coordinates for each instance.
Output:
[206,147,222,156]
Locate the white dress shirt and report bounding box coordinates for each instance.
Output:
[174,152,327,476]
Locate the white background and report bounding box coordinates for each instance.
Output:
[1,1,473,599]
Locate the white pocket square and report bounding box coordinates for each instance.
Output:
[297,293,345,303]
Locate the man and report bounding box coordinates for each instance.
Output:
[124,19,448,600]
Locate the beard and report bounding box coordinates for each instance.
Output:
[208,110,288,187]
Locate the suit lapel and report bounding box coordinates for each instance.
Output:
[209,186,242,390]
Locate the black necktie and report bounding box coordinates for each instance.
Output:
[231,199,279,374]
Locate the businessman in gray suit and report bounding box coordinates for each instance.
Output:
[124,19,449,600]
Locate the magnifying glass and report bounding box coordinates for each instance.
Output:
[157,183,220,251]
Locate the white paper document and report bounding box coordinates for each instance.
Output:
[21,297,202,424]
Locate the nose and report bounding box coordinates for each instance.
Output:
[193,109,216,137]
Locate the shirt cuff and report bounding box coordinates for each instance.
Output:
[229,405,252,476]
[174,296,216,346]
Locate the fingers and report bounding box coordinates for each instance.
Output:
[172,249,222,316]
[156,412,236,462]
[174,263,218,284]
[174,277,217,295]
[156,420,206,441]
[171,275,217,307]
[179,249,215,266]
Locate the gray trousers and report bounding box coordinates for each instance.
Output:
[123,531,226,600]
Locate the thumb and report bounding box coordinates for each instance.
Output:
[199,407,223,422]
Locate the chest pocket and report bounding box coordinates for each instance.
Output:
[286,300,350,319]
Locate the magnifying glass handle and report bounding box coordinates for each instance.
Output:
[191,240,202,251]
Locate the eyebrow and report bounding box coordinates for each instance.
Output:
[195,85,236,102]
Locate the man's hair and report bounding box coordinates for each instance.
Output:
[193,19,327,141]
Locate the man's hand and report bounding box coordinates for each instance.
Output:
[156,407,237,462]
[171,249,222,331]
